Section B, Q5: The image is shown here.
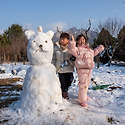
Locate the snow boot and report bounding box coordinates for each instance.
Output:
[62,92,69,99]
[87,96,89,101]
[80,102,88,107]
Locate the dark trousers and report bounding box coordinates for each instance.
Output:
[58,73,74,92]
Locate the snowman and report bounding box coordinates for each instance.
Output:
[20,26,63,115]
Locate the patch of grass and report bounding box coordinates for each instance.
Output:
[0,84,22,93]
[0,78,23,85]
[0,97,19,108]
[0,78,23,109]
[0,119,9,124]
[107,117,119,124]
[107,117,115,123]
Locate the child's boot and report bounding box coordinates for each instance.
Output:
[80,102,88,107]
[87,96,89,101]
[62,92,69,99]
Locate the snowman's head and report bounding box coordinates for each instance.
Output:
[25,26,54,65]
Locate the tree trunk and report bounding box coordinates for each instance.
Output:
[96,55,100,68]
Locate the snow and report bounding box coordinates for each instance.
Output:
[0,26,124,125]
[0,62,125,125]
[0,62,29,79]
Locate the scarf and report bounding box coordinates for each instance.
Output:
[60,44,68,50]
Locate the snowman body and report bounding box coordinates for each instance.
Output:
[20,27,62,114]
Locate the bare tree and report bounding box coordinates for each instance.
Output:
[57,27,63,34]
[98,18,123,38]
[104,39,122,66]
[96,18,124,66]
[85,20,91,43]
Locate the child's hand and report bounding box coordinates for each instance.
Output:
[71,34,74,41]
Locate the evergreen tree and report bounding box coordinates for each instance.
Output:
[113,26,125,61]
[117,26,125,42]
[93,28,116,65]
[0,24,28,63]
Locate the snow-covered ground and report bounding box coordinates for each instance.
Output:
[0,62,125,125]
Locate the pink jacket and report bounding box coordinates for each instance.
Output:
[68,41,104,70]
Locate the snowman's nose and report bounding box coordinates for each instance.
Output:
[39,45,43,48]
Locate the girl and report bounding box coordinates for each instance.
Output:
[68,34,104,107]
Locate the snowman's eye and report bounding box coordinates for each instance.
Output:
[33,41,35,42]
[45,41,47,43]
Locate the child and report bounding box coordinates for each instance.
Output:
[52,32,75,99]
[68,34,104,107]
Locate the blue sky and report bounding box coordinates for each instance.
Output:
[0,0,125,33]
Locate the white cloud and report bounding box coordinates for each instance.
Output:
[0,30,4,35]
[90,19,96,22]
[45,22,68,32]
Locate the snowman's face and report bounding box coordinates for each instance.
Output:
[27,32,54,65]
